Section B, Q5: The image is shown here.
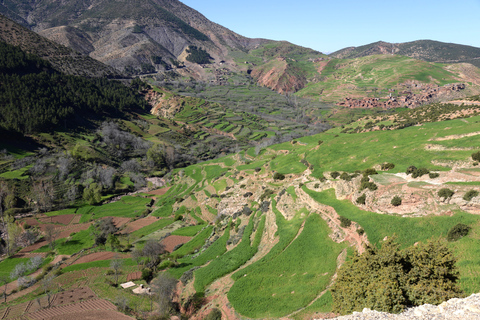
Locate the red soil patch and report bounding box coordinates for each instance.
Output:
[120,216,160,234]
[72,252,131,265]
[127,271,142,281]
[24,218,39,226]
[38,214,75,225]
[47,309,136,320]
[161,235,192,252]
[108,216,131,229]
[52,287,97,306]
[146,186,171,196]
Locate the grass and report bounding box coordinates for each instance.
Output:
[171,225,205,237]
[34,228,95,255]
[304,187,480,248]
[89,196,151,219]
[62,258,136,273]
[170,226,213,258]
[228,212,346,318]
[169,225,230,278]
[193,212,266,292]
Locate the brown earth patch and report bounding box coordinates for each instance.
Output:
[120,216,160,234]
[146,186,171,196]
[38,214,75,225]
[161,235,191,252]
[107,216,131,229]
[47,309,136,320]
[71,252,130,265]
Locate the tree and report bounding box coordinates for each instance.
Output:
[472,151,480,162]
[83,183,102,205]
[331,238,462,315]
[42,275,55,307]
[150,273,178,316]
[438,188,454,202]
[45,225,59,250]
[141,240,166,270]
[108,234,121,251]
[0,276,8,303]
[32,180,55,212]
[110,256,124,286]
[391,196,402,206]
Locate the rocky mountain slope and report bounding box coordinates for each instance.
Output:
[330,40,480,68]
[0,14,120,77]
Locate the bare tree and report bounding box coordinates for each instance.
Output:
[42,275,55,307]
[0,276,8,303]
[32,180,55,213]
[44,225,59,250]
[150,273,178,316]
[110,255,124,286]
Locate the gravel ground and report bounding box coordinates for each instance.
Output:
[327,294,480,320]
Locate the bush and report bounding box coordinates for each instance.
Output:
[447,223,471,242]
[142,268,154,283]
[356,228,364,236]
[330,171,340,179]
[331,238,462,315]
[360,180,377,191]
[314,183,320,189]
[363,168,378,176]
[340,172,352,181]
[472,151,480,162]
[406,165,417,175]
[411,167,429,178]
[429,172,440,179]
[438,188,454,200]
[391,196,402,207]
[205,308,222,320]
[318,140,324,145]
[356,194,366,205]
[273,172,285,181]
[381,163,395,170]
[463,190,479,201]
[339,216,351,228]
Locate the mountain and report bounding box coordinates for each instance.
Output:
[330,40,480,68]
[0,0,327,93]
[0,14,120,77]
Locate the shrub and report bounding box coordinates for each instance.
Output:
[142,268,154,283]
[438,188,454,200]
[363,168,378,176]
[331,238,462,315]
[339,216,352,228]
[356,194,366,205]
[381,163,395,170]
[273,172,285,181]
[360,178,377,191]
[411,167,429,178]
[340,172,352,181]
[391,196,402,206]
[463,190,479,201]
[330,171,340,179]
[406,166,417,175]
[255,167,261,172]
[318,140,324,145]
[356,228,365,236]
[447,223,471,242]
[205,308,222,320]
[473,162,479,166]
[314,183,320,189]
[429,172,440,179]
[472,151,480,162]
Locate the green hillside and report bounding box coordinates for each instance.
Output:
[297,54,462,102]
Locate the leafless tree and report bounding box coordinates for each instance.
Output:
[0,276,8,303]
[150,273,178,316]
[32,180,55,213]
[42,275,55,307]
[110,255,124,286]
[44,225,59,250]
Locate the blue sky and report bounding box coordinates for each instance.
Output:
[180,0,480,53]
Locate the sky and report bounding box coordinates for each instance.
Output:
[180,0,480,54]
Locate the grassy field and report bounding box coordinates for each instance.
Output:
[228,212,346,318]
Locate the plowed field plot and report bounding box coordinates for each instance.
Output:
[24,218,40,226]
[27,298,117,320]
[48,309,135,320]
[161,235,192,252]
[52,287,97,306]
[146,187,171,196]
[120,216,160,234]
[72,252,130,265]
[38,214,75,225]
[109,217,131,229]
